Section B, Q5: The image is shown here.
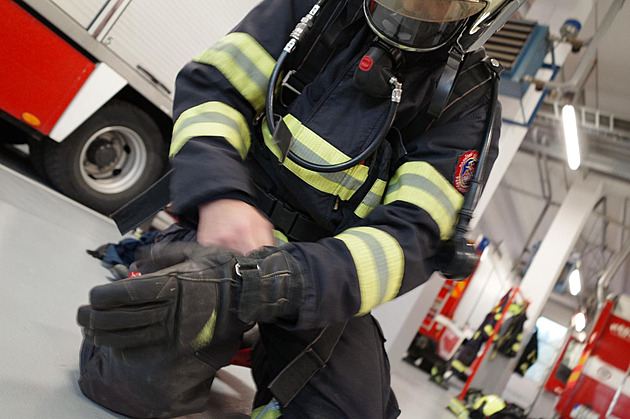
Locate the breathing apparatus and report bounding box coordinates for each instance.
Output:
[265,0,523,279]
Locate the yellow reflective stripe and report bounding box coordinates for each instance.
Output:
[448,397,469,416]
[191,309,216,350]
[384,162,464,240]
[195,32,275,112]
[354,179,387,218]
[262,116,369,201]
[335,227,404,315]
[483,324,494,336]
[170,101,250,158]
[251,398,281,419]
[273,229,289,246]
[451,359,468,373]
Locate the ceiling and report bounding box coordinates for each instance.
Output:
[476,0,630,313]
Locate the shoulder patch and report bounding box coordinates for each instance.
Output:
[453,150,479,194]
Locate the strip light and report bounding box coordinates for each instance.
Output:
[568,268,582,296]
[573,312,586,332]
[562,105,581,170]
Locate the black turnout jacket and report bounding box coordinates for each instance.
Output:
[169,0,501,329]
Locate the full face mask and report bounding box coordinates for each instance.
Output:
[364,0,524,53]
[364,0,487,51]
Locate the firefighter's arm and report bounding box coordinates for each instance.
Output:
[282,97,502,329]
[169,0,315,225]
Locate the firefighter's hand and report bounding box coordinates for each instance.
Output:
[77,244,252,356]
[77,243,304,356]
[197,199,275,254]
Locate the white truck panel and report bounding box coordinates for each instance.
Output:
[101,0,261,99]
[49,63,127,142]
[50,0,109,29]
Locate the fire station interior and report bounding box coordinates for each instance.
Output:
[2,0,630,418]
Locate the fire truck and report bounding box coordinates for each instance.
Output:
[0,0,259,213]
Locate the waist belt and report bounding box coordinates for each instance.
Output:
[253,182,331,242]
[110,167,332,243]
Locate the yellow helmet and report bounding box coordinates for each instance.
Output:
[363,0,524,52]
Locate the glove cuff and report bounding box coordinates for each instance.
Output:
[235,249,304,324]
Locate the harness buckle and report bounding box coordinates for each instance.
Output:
[270,200,299,233]
[280,70,307,107]
[281,70,304,96]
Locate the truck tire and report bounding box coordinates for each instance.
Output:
[43,101,167,215]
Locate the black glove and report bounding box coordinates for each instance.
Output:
[77,243,304,356]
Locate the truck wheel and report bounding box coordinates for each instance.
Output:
[44,101,167,215]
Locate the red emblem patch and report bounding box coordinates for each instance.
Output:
[454,151,479,194]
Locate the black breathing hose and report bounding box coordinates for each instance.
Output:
[452,71,499,239]
[265,48,289,135]
[265,0,403,173]
[266,1,325,136]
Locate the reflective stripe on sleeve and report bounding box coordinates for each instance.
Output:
[384,161,464,240]
[194,32,275,112]
[335,227,404,315]
[170,101,251,158]
[262,115,369,201]
[354,179,387,218]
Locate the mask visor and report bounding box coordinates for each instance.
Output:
[367,0,487,50]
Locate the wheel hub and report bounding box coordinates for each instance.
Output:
[88,142,118,168]
[79,126,148,194]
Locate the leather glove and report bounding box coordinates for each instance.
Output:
[77,243,304,356]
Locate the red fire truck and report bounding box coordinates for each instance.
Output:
[0,0,258,213]
[555,295,630,418]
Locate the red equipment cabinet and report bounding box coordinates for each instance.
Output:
[555,296,630,418]
[0,0,94,134]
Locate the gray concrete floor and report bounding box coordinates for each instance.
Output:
[0,146,551,418]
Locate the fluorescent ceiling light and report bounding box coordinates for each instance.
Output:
[568,268,581,296]
[562,105,581,170]
[574,312,586,332]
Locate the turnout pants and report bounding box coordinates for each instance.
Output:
[78,225,400,418]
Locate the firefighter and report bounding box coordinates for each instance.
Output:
[77,0,521,417]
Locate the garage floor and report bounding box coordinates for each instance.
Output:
[0,160,546,418]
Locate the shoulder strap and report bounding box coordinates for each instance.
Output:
[268,321,348,407]
[409,49,502,134]
[435,53,503,126]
